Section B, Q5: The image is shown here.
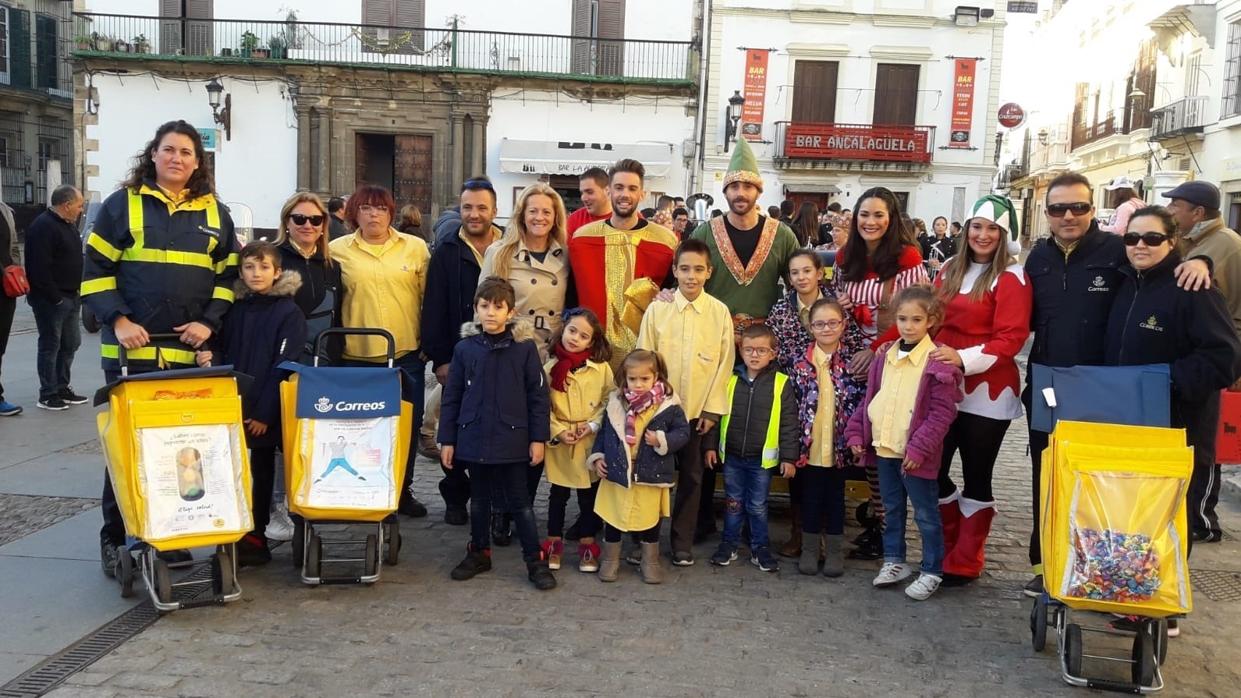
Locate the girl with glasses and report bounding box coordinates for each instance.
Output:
[928,195,1033,587]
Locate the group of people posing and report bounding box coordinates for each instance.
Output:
[80,121,1240,604]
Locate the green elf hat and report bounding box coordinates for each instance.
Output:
[723,137,763,192]
[970,194,1021,256]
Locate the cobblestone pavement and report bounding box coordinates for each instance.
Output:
[0,494,98,546]
[40,411,1241,698]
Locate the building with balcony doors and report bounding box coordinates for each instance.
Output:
[1204,0,1241,229]
[0,0,73,221]
[699,0,1007,225]
[72,0,699,232]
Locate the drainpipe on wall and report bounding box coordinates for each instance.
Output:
[687,0,710,197]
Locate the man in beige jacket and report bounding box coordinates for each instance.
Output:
[1163,179,1241,543]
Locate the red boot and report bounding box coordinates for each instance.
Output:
[942,498,995,580]
[939,490,962,555]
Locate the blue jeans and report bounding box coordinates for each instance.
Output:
[28,294,81,401]
[875,456,944,575]
[722,455,773,550]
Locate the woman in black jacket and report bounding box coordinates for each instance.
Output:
[1104,205,1241,548]
[274,192,342,363]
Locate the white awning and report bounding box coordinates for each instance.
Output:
[499,139,673,177]
[782,182,841,194]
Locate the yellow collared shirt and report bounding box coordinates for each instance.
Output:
[330,228,429,360]
[867,334,935,459]
[797,290,824,331]
[809,346,835,467]
[635,288,735,421]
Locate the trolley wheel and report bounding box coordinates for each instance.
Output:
[153,558,172,603]
[212,545,236,596]
[1064,623,1083,677]
[855,501,877,527]
[1030,596,1048,652]
[291,517,305,568]
[365,534,379,576]
[1131,621,1157,687]
[117,546,135,598]
[384,520,401,566]
[307,534,322,578]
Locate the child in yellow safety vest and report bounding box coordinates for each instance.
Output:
[703,324,800,572]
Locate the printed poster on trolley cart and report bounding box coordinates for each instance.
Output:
[138,424,250,539]
[292,366,403,511]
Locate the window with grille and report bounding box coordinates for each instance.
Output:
[1226,21,1241,118]
[0,6,9,83]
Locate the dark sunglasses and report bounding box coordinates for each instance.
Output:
[289,213,325,226]
[1123,232,1172,247]
[1046,202,1092,217]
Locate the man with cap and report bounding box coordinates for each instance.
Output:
[688,138,800,338]
[1098,176,1146,235]
[1164,179,1241,543]
[929,195,1031,586]
[1021,172,1213,597]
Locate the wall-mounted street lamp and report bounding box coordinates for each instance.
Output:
[724,90,745,152]
[1037,128,1049,146]
[205,78,232,141]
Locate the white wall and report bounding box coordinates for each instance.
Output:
[86,74,297,229]
[487,90,696,220]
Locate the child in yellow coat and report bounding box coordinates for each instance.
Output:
[543,308,614,573]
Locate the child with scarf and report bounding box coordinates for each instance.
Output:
[542,307,614,573]
[589,350,691,584]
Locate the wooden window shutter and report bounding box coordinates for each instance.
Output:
[394,0,426,53]
[158,0,182,55]
[596,0,625,76]
[8,8,30,89]
[185,0,213,57]
[792,60,838,123]
[571,0,592,74]
[34,14,57,90]
[361,0,395,54]
[873,63,919,126]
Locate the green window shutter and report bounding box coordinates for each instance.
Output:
[9,9,31,89]
[35,14,57,90]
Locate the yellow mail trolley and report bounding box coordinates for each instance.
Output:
[1030,421,1193,694]
[280,329,413,585]
[96,335,253,612]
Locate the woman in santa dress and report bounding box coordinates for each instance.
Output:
[929,195,1032,585]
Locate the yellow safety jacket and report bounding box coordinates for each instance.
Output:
[718,372,787,469]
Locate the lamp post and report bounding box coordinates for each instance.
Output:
[205,78,232,141]
[724,90,745,152]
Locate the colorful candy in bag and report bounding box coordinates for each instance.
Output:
[1067,528,1161,603]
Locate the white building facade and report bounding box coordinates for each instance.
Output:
[698,0,1007,224]
[1203,0,1241,229]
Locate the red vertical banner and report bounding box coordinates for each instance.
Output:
[741,49,769,141]
[949,58,977,148]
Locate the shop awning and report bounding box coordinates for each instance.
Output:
[782,182,841,194]
[499,139,673,177]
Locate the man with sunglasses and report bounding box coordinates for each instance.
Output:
[1164,180,1241,543]
[420,176,504,525]
[1021,172,1212,598]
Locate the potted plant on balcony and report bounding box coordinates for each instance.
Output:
[133,34,150,54]
[74,34,92,51]
[115,38,132,53]
[92,32,114,52]
[239,31,260,58]
[267,35,287,59]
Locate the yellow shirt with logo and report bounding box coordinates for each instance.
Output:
[866,335,935,459]
[636,289,735,421]
[330,228,429,361]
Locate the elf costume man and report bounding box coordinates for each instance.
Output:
[569,158,678,369]
[689,138,800,338]
[929,195,1032,585]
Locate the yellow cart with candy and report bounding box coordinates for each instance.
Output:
[1029,420,1193,694]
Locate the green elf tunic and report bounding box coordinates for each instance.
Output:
[690,214,801,336]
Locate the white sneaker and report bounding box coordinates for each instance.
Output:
[266,501,294,542]
[872,562,913,587]
[905,573,942,600]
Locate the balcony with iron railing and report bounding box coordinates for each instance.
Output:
[70,13,695,86]
[773,121,936,169]
[1150,96,1209,140]
[1071,112,1117,150]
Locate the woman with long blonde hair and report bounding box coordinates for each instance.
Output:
[273,191,341,362]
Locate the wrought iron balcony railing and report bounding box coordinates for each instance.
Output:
[1150,96,1209,140]
[71,13,694,85]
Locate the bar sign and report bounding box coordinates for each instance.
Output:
[1008,1,1038,13]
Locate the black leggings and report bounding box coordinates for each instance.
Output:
[547,482,601,538]
[250,446,277,539]
[799,466,846,535]
[937,412,1012,502]
[603,521,660,544]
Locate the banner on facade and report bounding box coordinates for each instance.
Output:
[741,49,769,141]
[949,58,977,149]
[783,123,932,163]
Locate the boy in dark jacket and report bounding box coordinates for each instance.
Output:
[196,241,307,566]
[438,277,555,590]
[704,324,799,573]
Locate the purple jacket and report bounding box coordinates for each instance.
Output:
[844,340,963,479]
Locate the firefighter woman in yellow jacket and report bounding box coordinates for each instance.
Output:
[81,120,240,574]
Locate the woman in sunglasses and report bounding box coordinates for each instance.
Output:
[928,195,1032,586]
[274,192,342,363]
[1105,207,1241,575]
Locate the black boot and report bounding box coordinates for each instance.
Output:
[848,526,883,560]
[451,545,493,580]
[491,514,513,547]
[527,557,557,590]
